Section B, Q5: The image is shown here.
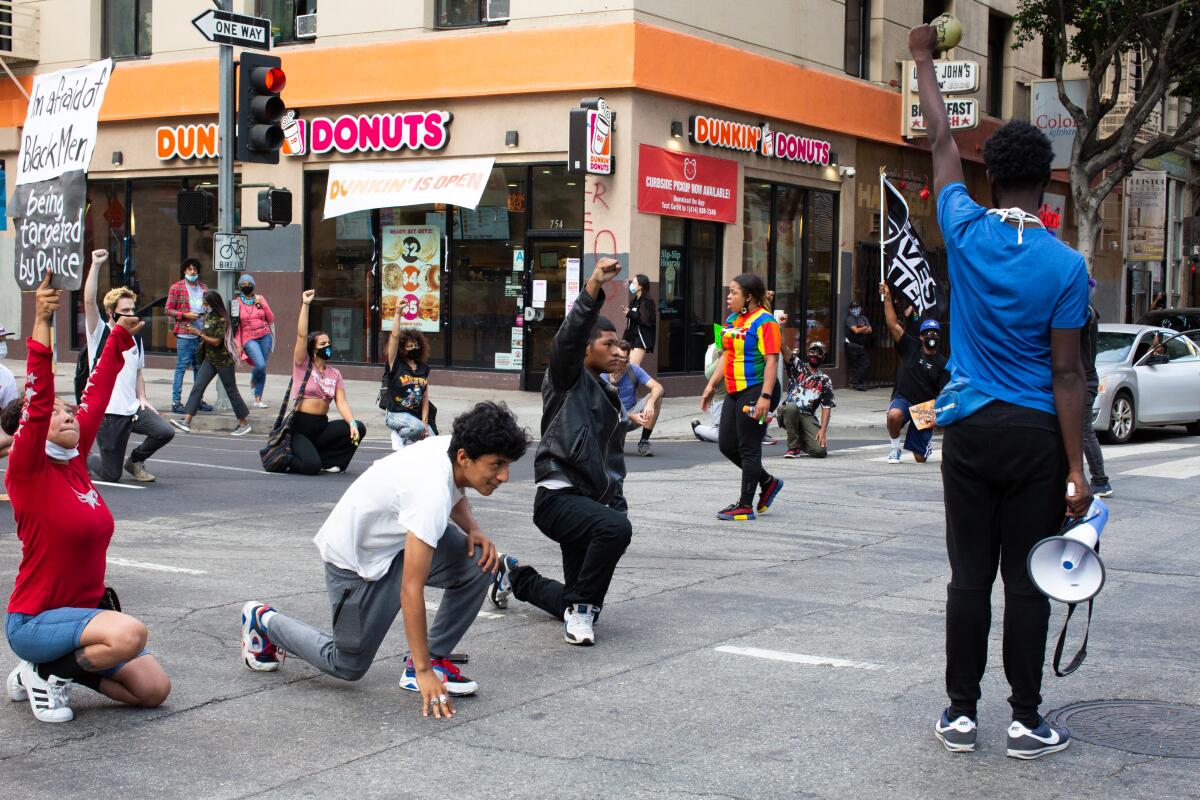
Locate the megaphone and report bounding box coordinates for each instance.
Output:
[1028,499,1108,604]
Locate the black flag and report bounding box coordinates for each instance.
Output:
[882,176,944,320]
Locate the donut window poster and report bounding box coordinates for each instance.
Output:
[381,226,441,333]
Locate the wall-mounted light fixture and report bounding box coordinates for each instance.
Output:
[112,151,124,166]
[505,130,519,148]
[670,120,684,138]
[827,151,839,169]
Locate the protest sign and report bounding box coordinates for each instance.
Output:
[12,170,87,290]
[11,59,113,290]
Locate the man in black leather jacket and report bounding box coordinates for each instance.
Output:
[493,257,634,646]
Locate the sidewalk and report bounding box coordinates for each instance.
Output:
[1,357,894,441]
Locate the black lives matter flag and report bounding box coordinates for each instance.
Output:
[881,176,945,319]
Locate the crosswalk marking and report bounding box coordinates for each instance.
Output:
[715,645,885,671]
[1120,455,1200,480]
[1100,441,1198,460]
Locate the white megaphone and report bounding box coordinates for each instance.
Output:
[1028,498,1108,604]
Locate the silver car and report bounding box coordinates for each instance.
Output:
[1093,324,1200,444]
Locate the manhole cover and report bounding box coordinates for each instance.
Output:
[1047,700,1200,758]
[871,488,944,503]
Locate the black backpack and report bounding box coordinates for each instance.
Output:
[74,325,110,404]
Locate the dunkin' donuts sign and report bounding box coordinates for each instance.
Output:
[157,110,452,160]
[689,114,831,167]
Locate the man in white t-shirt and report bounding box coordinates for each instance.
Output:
[240,402,530,719]
[82,251,176,483]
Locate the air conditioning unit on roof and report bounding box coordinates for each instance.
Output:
[296,13,317,39]
[485,0,510,23]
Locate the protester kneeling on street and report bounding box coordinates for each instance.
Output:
[381,307,433,451]
[239,401,529,719]
[777,339,834,458]
[880,282,948,464]
[602,339,664,456]
[5,275,171,724]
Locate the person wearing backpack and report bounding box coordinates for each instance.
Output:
[380,309,432,451]
[81,251,175,484]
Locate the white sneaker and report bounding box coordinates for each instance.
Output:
[230,423,252,437]
[253,401,270,409]
[240,601,284,672]
[563,603,598,646]
[7,662,27,702]
[18,661,73,723]
[170,418,191,433]
[887,448,902,464]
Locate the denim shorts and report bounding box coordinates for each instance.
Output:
[5,608,144,677]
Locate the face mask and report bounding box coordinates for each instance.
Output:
[316,345,333,360]
[0,340,6,359]
[923,336,939,350]
[240,285,253,295]
[849,306,861,316]
[807,354,822,368]
[185,273,199,283]
[45,440,79,462]
[629,281,639,294]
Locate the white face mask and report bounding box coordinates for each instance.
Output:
[45,440,79,462]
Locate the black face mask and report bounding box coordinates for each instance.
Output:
[240,285,253,295]
[315,345,333,360]
[923,336,939,350]
[807,355,822,368]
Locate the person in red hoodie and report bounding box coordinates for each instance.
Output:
[2,274,171,723]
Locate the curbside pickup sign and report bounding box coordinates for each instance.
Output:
[11,59,113,291]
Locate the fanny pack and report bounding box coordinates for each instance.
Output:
[932,378,995,427]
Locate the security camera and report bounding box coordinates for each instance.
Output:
[839,166,856,178]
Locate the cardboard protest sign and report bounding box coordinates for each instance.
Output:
[12,170,87,291]
[909,398,937,431]
[11,59,113,290]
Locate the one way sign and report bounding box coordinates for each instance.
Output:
[192,9,271,50]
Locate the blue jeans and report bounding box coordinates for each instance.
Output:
[172,336,201,405]
[242,333,273,400]
[385,410,431,450]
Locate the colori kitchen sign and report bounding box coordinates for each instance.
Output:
[156,110,452,160]
[637,144,737,224]
[689,114,831,167]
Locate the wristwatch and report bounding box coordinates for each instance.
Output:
[760,391,773,401]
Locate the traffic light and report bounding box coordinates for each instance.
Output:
[177,188,216,227]
[257,188,293,228]
[237,53,286,164]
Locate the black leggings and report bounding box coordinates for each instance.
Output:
[718,385,777,505]
[289,412,366,475]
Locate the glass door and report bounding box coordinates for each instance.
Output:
[658,217,723,373]
[521,238,584,390]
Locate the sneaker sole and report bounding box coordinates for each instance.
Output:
[757,479,784,514]
[563,634,595,646]
[398,676,479,697]
[1007,739,1070,759]
[230,429,251,437]
[240,601,281,672]
[717,512,756,521]
[169,420,190,433]
[935,728,976,753]
[489,586,510,609]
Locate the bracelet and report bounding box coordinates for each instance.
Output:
[760,391,773,400]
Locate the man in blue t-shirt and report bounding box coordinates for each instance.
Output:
[910,24,1092,762]
[602,340,665,456]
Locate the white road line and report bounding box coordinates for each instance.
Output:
[870,451,942,464]
[150,459,281,475]
[715,645,884,671]
[106,557,207,575]
[0,470,145,490]
[425,600,505,620]
[1119,455,1200,480]
[1100,441,1198,460]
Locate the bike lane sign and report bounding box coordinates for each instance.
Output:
[214,232,248,272]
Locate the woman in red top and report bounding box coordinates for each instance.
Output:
[3,275,171,723]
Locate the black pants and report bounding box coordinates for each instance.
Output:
[289,412,366,475]
[718,385,776,505]
[511,487,632,617]
[87,410,175,481]
[942,402,1065,727]
[184,360,249,420]
[845,342,869,387]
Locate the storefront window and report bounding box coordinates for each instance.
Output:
[76,177,212,353]
[806,191,837,356]
[449,166,526,368]
[531,165,583,231]
[743,179,839,363]
[307,172,374,364]
[658,217,721,373]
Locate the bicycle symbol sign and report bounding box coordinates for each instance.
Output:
[214,233,248,272]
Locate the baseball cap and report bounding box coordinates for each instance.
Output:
[919,319,941,333]
[0,324,14,339]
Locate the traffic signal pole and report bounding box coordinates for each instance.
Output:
[216,0,235,410]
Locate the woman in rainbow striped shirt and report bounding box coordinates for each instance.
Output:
[700,274,785,521]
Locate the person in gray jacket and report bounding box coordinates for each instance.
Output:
[489,257,633,647]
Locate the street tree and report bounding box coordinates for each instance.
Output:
[1013,0,1200,268]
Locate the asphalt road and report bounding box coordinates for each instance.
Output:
[1,426,1198,799]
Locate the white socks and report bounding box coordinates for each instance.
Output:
[261,609,277,629]
[890,437,901,450]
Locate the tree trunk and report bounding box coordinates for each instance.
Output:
[1076,204,1102,273]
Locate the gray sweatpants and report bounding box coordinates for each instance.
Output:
[266,525,491,681]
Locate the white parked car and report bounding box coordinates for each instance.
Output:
[1092,324,1200,444]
